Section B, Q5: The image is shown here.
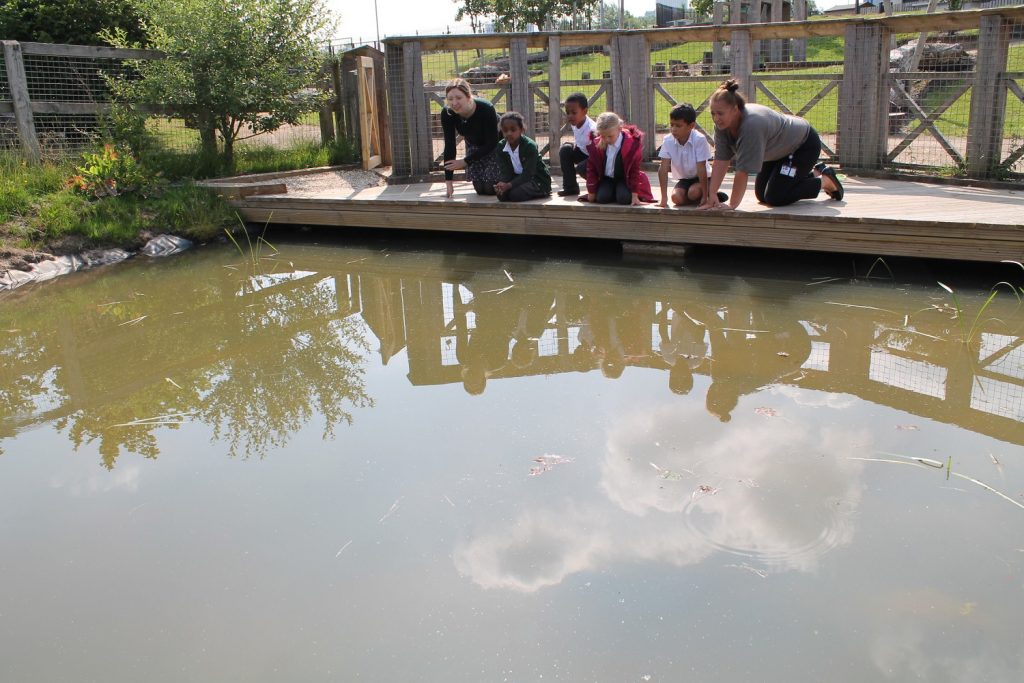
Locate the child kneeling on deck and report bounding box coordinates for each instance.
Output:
[495,112,552,203]
[657,103,729,208]
[581,112,654,206]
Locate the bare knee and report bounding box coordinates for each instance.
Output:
[686,184,703,203]
[671,189,686,205]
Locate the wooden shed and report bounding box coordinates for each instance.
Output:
[334,45,391,169]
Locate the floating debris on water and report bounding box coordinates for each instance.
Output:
[650,462,691,481]
[692,484,719,500]
[378,498,402,523]
[754,407,778,418]
[896,424,920,431]
[725,563,768,578]
[335,540,353,557]
[529,454,574,476]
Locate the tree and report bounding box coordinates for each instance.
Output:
[0,0,146,45]
[691,0,714,18]
[105,0,335,168]
[453,0,494,33]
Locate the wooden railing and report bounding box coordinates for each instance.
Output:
[383,7,1024,180]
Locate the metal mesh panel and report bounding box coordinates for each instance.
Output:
[0,51,10,101]
[21,54,137,102]
[886,72,975,172]
[1002,21,1024,176]
[385,42,411,176]
[32,113,103,153]
[553,42,612,160]
[649,39,721,153]
[753,71,841,162]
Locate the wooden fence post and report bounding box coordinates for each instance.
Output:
[609,35,628,119]
[402,41,431,176]
[770,0,785,64]
[712,3,726,73]
[547,36,562,165]
[509,38,533,130]
[632,35,655,160]
[967,14,1011,178]
[2,41,41,163]
[385,42,412,177]
[792,0,808,63]
[730,30,755,103]
[839,23,890,170]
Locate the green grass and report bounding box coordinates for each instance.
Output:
[140,138,359,180]
[0,155,73,224]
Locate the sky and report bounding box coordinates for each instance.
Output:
[329,1,847,44]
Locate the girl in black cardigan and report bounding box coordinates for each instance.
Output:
[441,78,502,197]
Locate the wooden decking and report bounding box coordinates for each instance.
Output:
[228,173,1024,262]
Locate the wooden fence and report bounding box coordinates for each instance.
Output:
[382,7,1024,181]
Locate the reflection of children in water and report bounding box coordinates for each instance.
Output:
[656,303,709,395]
[700,305,811,422]
[455,273,555,394]
[576,292,654,379]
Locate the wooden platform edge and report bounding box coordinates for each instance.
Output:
[228,199,1024,264]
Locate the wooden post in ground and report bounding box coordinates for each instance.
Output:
[967,14,1011,178]
[770,0,785,64]
[402,41,431,175]
[730,30,755,103]
[386,43,412,176]
[632,35,655,160]
[2,41,41,163]
[839,23,890,170]
[712,3,725,73]
[547,36,563,166]
[792,0,808,63]
[509,38,533,130]
[609,35,628,119]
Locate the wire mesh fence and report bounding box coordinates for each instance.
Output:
[1002,20,1024,176]
[1,42,338,162]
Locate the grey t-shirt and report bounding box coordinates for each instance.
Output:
[713,104,811,173]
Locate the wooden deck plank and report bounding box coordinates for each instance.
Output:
[230,173,1024,263]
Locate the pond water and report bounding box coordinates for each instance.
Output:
[1,237,1023,682]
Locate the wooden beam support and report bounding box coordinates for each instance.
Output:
[792,0,808,62]
[838,23,890,170]
[2,41,41,163]
[712,3,726,73]
[967,14,1011,178]
[730,30,755,103]
[509,38,533,129]
[547,36,562,165]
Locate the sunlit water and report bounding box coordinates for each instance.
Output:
[2,237,1023,682]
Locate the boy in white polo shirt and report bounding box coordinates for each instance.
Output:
[657,103,728,208]
[557,93,595,196]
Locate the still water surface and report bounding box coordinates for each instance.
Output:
[1,239,1023,682]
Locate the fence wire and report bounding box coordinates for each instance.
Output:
[1003,21,1024,176]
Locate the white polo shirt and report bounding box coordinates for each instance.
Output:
[604,131,624,178]
[502,140,523,174]
[571,116,596,156]
[659,132,713,179]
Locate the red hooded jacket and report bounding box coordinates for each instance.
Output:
[584,123,654,202]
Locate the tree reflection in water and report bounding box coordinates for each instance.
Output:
[0,255,373,468]
[1,245,1022,468]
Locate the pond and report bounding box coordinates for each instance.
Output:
[1,236,1022,682]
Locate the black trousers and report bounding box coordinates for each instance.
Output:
[595,177,631,205]
[497,181,549,202]
[754,128,823,207]
[559,143,589,192]
[472,180,497,195]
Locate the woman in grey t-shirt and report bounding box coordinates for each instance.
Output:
[701,79,843,210]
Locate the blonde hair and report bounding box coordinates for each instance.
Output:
[444,78,473,99]
[594,111,623,150]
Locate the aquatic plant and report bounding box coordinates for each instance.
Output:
[937,261,1024,345]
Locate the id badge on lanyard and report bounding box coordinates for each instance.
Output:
[779,154,797,178]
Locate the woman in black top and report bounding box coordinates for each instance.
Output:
[441,78,502,198]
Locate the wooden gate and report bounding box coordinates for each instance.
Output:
[357,56,383,170]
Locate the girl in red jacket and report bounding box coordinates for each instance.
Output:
[581,112,654,206]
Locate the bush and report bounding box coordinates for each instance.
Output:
[66,144,163,199]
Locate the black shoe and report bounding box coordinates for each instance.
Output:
[716,191,728,203]
[818,166,843,201]
[558,188,579,197]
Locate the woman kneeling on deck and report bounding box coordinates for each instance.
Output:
[441,78,502,198]
[581,112,654,206]
[495,112,552,202]
[702,79,843,210]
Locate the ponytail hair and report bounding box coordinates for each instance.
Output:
[710,79,746,110]
[594,111,623,150]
